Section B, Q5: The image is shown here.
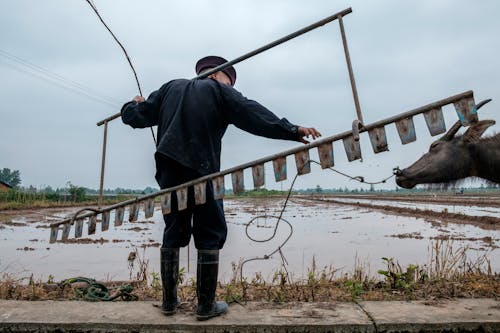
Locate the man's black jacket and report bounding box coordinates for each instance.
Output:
[121,78,300,175]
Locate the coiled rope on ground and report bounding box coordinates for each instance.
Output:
[61,277,138,301]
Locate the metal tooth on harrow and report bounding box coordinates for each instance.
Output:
[114,207,124,226]
[317,142,334,169]
[144,199,155,218]
[424,107,446,136]
[75,218,84,238]
[343,136,362,161]
[61,223,71,242]
[454,96,477,126]
[273,157,287,182]
[101,211,110,231]
[294,150,311,175]
[176,187,188,211]
[252,164,265,188]
[49,225,59,244]
[395,117,416,144]
[232,170,245,195]
[368,126,389,153]
[129,203,139,222]
[194,182,207,205]
[88,216,97,235]
[161,193,172,214]
[212,176,225,200]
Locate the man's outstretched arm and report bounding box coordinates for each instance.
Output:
[221,86,321,144]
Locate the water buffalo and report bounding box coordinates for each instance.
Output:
[396,104,499,188]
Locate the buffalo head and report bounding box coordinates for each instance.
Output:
[396,118,495,189]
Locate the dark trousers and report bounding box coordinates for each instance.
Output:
[155,153,227,250]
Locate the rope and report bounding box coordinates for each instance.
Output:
[310,160,396,185]
[239,160,395,288]
[61,277,138,301]
[84,0,157,144]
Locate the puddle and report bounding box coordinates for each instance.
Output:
[0,198,498,282]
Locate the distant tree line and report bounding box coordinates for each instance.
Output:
[0,168,21,188]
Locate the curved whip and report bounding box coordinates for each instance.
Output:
[84,0,156,144]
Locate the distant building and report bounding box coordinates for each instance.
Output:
[0,181,13,192]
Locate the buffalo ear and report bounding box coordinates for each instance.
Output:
[462,120,496,143]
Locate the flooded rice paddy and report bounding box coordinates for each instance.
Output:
[331,197,500,218]
[0,196,498,282]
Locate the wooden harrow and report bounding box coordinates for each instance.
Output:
[49,90,481,243]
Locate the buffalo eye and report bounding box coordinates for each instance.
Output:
[429,141,440,151]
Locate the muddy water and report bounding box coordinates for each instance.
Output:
[330,197,500,218]
[0,197,498,283]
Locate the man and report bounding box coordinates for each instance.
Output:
[121,56,321,320]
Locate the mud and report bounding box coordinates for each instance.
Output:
[127,226,149,232]
[300,196,500,230]
[326,193,500,208]
[387,232,424,239]
[387,232,498,248]
[59,237,109,244]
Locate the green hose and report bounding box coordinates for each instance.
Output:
[61,277,138,301]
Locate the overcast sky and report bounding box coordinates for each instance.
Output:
[1,0,499,191]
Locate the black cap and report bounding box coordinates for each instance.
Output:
[195,56,237,86]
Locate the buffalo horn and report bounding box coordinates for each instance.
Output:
[441,121,462,141]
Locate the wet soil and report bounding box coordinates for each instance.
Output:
[299,196,500,231]
[326,193,500,208]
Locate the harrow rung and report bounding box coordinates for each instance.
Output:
[343,136,362,161]
[212,177,225,200]
[88,216,97,235]
[232,170,245,195]
[424,107,446,136]
[454,96,477,126]
[114,207,124,226]
[395,117,416,144]
[49,225,58,244]
[252,164,265,188]
[176,188,188,211]
[160,193,172,214]
[368,126,389,153]
[317,142,334,169]
[102,211,110,231]
[144,199,155,218]
[295,150,311,175]
[273,157,287,182]
[129,203,139,222]
[194,182,207,205]
[75,219,84,238]
[61,223,71,241]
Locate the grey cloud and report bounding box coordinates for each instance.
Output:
[1,0,499,190]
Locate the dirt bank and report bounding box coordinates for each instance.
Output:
[297,197,500,230]
[323,193,500,208]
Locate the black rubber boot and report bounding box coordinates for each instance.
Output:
[160,248,179,315]
[196,250,228,321]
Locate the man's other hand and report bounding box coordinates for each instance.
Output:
[133,95,145,103]
[298,126,321,144]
